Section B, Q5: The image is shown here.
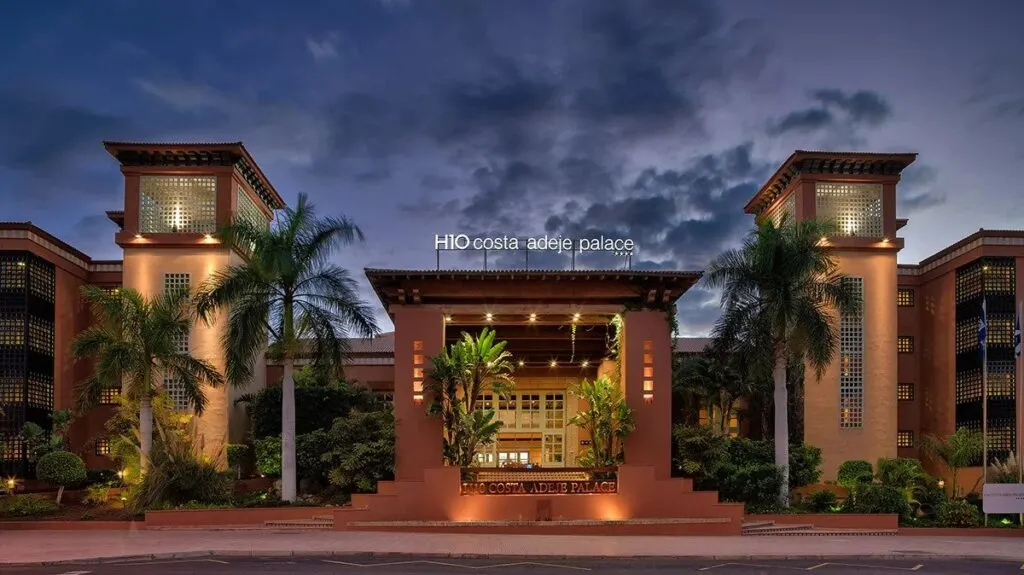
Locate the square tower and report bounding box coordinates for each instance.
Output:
[103,142,285,462]
[745,150,917,479]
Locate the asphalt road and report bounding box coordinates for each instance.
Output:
[7,556,1024,575]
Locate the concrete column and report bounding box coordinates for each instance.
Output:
[392,307,445,481]
[621,310,673,479]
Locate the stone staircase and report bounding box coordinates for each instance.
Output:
[741,520,896,537]
[264,514,335,529]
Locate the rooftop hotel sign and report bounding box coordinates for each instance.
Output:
[434,234,636,255]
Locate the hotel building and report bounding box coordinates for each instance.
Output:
[1,143,1021,500]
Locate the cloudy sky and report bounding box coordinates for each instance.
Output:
[3,0,1023,335]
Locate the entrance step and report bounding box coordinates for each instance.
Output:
[741,521,896,537]
[263,517,334,529]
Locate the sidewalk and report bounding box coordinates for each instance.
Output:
[2,530,1024,566]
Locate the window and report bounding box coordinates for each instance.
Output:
[498,451,529,466]
[236,186,268,230]
[163,375,191,411]
[375,391,394,404]
[897,288,914,307]
[898,336,914,354]
[815,182,883,238]
[100,387,121,404]
[897,383,915,401]
[95,438,111,456]
[163,274,191,354]
[519,394,541,429]
[766,192,796,227]
[139,175,217,234]
[544,394,565,429]
[839,277,864,429]
[897,431,915,448]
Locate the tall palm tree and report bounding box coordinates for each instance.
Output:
[703,214,860,506]
[194,193,379,502]
[72,286,224,472]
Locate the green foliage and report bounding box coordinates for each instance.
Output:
[837,460,874,489]
[937,498,981,527]
[989,452,1020,484]
[722,463,784,510]
[672,424,729,485]
[227,444,249,477]
[19,409,74,461]
[674,354,760,435]
[569,375,636,468]
[919,429,984,497]
[0,494,59,517]
[845,483,911,517]
[325,409,396,493]
[36,450,87,491]
[242,376,382,440]
[82,483,112,507]
[426,327,515,467]
[875,458,925,488]
[807,489,839,512]
[723,437,822,489]
[255,436,283,477]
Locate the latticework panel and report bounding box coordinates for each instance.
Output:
[766,192,796,227]
[839,276,864,429]
[956,369,982,404]
[898,336,914,354]
[100,387,121,404]
[162,375,191,411]
[897,431,915,448]
[27,373,52,410]
[815,182,883,237]
[897,288,914,307]
[139,175,217,233]
[984,259,1015,294]
[163,274,191,354]
[988,362,1016,398]
[897,383,914,401]
[237,187,269,230]
[27,316,52,355]
[955,262,983,304]
[27,258,54,303]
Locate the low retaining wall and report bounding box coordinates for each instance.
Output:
[145,506,336,527]
[0,520,141,530]
[747,513,898,530]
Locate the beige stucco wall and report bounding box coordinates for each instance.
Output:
[122,247,262,464]
[804,250,898,479]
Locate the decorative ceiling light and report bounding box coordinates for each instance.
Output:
[444,315,452,323]
[528,313,537,322]
[517,360,525,367]
[549,359,557,367]
[572,313,581,322]
[485,313,493,321]
[581,360,589,367]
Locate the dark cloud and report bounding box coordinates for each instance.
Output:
[768,89,892,136]
[898,164,946,214]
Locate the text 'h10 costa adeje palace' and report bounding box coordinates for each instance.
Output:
[1,142,1022,524]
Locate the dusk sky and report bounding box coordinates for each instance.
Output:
[2,0,1023,336]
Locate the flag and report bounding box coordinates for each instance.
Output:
[1014,303,1021,358]
[978,299,988,354]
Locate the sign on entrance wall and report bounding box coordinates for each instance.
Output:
[461,480,617,496]
[982,483,1024,514]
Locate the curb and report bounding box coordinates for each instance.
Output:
[4,550,1024,568]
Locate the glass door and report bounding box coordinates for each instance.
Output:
[542,393,566,467]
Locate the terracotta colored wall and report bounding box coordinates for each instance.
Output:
[621,311,672,479]
[804,250,898,479]
[392,307,444,480]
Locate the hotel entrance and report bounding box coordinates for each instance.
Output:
[473,390,569,468]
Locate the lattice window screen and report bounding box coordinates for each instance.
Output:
[163,375,191,411]
[815,182,883,237]
[897,431,914,448]
[767,192,796,227]
[839,276,865,429]
[897,383,915,401]
[897,288,914,307]
[139,175,217,233]
[163,274,191,354]
[236,187,268,230]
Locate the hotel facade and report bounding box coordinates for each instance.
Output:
[1,143,1022,504]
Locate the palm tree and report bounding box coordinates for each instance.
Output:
[703,214,860,506]
[920,428,984,498]
[675,352,759,435]
[71,286,223,472]
[194,193,379,502]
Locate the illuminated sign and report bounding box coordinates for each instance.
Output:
[460,480,618,496]
[435,234,635,256]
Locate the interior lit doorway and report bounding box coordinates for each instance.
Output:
[474,391,567,467]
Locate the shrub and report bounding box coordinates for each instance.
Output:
[35,450,87,504]
[672,424,729,488]
[723,438,822,489]
[227,444,249,478]
[875,458,925,489]
[846,483,910,517]
[837,460,874,489]
[808,489,839,512]
[0,494,59,517]
[937,499,981,527]
[82,483,112,507]
[324,409,396,493]
[86,468,121,486]
[254,436,282,477]
[718,462,784,510]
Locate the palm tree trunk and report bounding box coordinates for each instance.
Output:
[56,485,64,506]
[139,394,153,474]
[773,356,790,507]
[281,358,298,502]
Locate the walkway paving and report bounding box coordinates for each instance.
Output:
[2,530,1024,566]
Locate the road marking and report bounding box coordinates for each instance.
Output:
[699,563,923,572]
[810,563,924,572]
[56,572,92,575]
[698,564,802,571]
[323,559,589,571]
[805,564,829,571]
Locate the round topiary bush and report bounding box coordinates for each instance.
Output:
[35,450,87,505]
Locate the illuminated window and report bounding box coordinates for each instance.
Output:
[476,393,494,411]
[898,336,914,354]
[498,451,529,466]
[543,434,564,465]
[897,383,914,401]
[139,175,217,234]
[95,438,111,456]
[839,277,864,428]
[699,407,740,437]
[236,186,268,230]
[815,182,883,238]
[897,288,914,307]
[163,274,191,354]
[897,431,914,448]
[766,192,796,227]
[544,393,565,429]
[375,391,394,404]
[100,387,121,404]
